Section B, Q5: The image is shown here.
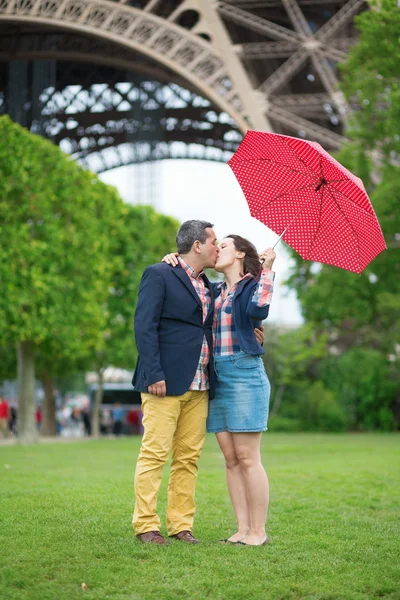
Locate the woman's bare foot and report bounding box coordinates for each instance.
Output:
[227,530,250,543]
[239,533,269,546]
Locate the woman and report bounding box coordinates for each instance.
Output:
[163,235,275,546]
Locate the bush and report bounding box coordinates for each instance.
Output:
[318,349,398,430]
[377,407,397,432]
[268,415,303,432]
[302,382,347,432]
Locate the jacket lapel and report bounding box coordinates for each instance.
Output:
[171,265,202,307]
[202,273,215,322]
[234,274,259,301]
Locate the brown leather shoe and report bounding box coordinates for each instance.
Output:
[170,530,200,544]
[136,531,169,545]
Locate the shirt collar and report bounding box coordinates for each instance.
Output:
[218,272,253,290]
[178,256,204,280]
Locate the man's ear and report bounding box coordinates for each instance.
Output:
[193,240,202,254]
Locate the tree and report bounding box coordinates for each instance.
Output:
[340,0,400,161]
[0,116,125,442]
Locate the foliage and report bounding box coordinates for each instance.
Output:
[318,349,398,431]
[264,325,348,431]
[340,0,400,161]
[264,324,329,416]
[0,345,17,385]
[0,115,124,354]
[301,381,347,432]
[264,323,399,431]
[56,372,87,397]
[268,415,303,432]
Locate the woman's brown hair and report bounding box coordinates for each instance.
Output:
[227,234,262,278]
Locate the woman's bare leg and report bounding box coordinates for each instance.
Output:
[216,431,250,542]
[232,432,269,545]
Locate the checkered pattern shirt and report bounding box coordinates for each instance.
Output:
[213,269,275,356]
[178,257,211,390]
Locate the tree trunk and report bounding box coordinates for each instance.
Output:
[92,368,104,437]
[17,341,38,444]
[41,374,56,437]
[270,384,285,416]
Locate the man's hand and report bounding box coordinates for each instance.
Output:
[254,326,265,345]
[148,380,167,398]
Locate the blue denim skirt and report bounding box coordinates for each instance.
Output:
[207,351,270,433]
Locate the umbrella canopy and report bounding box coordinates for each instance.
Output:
[228,131,386,274]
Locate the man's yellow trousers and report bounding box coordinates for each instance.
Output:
[132,389,209,536]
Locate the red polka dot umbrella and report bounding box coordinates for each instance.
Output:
[228,131,387,274]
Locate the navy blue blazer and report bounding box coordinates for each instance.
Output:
[132,262,216,399]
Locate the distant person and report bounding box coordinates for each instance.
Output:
[35,407,42,431]
[126,409,141,435]
[111,402,124,436]
[82,407,92,436]
[100,409,112,435]
[0,396,9,438]
[70,407,83,437]
[9,405,17,436]
[55,408,63,436]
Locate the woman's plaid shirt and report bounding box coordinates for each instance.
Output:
[213,269,275,356]
[178,257,211,391]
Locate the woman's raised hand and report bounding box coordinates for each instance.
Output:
[162,252,179,266]
[259,248,276,270]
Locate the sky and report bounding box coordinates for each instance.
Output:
[100,159,303,326]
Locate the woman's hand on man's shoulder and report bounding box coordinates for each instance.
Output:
[162,253,179,267]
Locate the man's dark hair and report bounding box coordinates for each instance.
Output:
[176,220,214,254]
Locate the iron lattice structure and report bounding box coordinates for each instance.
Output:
[0,0,365,173]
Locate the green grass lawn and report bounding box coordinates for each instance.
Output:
[1,433,399,600]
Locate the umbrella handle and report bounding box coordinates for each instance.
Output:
[272,228,287,249]
[260,228,286,264]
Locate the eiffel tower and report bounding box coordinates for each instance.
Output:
[0,0,365,175]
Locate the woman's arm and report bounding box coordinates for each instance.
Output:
[246,269,275,320]
[246,248,276,320]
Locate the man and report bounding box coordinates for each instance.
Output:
[111,402,124,436]
[132,220,264,545]
[132,220,218,545]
